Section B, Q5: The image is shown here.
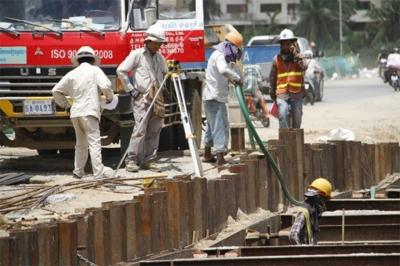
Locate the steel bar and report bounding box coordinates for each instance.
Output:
[139,253,400,266]
[318,224,400,242]
[327,199,400,211]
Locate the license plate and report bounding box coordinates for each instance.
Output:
[24,99,54,115]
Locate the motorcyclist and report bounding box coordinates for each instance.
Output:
[243,64,270,127]
[386,47,400,89]
[378,46,389,81]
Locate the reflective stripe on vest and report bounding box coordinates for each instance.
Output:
[299,207,313,244]
[275,55,304,94]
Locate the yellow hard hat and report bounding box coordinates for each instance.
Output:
[225,31,243,48]
[309,178,332,198]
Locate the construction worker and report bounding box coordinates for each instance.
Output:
[269,29,308,128]
[202,30,243,165]
[289,178,333,245]
[52,46,116,179]
[117,24,168,172]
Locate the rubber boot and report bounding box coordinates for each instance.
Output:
[216,152,226,166]
[202,146,216,163]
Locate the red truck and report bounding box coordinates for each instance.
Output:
[0,0,205,155]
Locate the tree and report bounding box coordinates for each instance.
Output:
[294,0,355,50]
[368,0,400,46]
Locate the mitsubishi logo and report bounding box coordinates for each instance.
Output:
[34,47,44,56]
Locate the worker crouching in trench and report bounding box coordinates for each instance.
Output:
[289,178,332,245]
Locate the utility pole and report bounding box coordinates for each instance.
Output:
[339,0,343,56]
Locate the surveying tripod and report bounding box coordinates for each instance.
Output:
[113,61,203,177]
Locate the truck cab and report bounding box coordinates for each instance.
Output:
[0,0,205,154]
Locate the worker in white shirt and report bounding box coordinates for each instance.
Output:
[52,46,116,179]
[202,30,243,166]
[117,24,168,172]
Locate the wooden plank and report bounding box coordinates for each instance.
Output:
[10,229,38,266]
[102,202,126,264]
[207,179,217,235]
[138,192,152,257]
[391,143,400,173]
[220,173,238,219]
[58,220,77,266]
[241,159,258,213]
[86,208,105,265]
[192,177,208,238]
[329,141,346,191]
[124,200,141,261]
[228,164,248,213]
[37,223,59,266]
[266,147,280,212]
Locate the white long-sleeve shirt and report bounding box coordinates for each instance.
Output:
[52,62,113,120]
[203,50,241,103]
[116,47,167,96]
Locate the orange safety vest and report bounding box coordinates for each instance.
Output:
[275,55,304,94]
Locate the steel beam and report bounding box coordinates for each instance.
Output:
[139,253,400,265]
[327,199,400,211]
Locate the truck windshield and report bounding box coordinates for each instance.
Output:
[0,0,121,32]
[158,0,196,20]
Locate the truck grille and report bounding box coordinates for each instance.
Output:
[0,66,116,97]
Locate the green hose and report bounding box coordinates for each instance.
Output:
[234,84,305,207]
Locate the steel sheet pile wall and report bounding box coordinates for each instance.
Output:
[1,129,399,265]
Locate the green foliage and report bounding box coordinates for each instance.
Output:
[368,0,400,45]
[294,0,356,51]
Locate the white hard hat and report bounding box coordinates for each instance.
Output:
[145,24,166,43]
[71,46,100,66]
[279,29,297,42]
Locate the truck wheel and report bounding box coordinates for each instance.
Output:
[37,149,58,156]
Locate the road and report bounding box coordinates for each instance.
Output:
[255,72,400,143]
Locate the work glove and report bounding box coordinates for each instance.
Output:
[129,88,140,99]
[270,89,277,101]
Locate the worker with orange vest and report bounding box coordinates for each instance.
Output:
[289,178,333,245]
[269,29,308,128]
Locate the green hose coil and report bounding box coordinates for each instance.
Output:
[234,84,305,207]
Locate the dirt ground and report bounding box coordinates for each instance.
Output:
[1,69,399,235]
[254,69,400,144]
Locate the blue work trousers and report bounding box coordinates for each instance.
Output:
[203,100,229,153]
[277,97,303,128]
